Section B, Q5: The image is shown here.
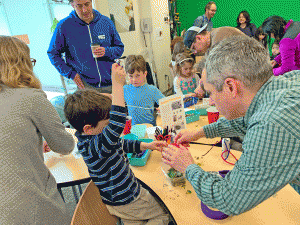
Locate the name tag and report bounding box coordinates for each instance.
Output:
[98,35,105,40]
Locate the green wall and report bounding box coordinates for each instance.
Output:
[176,0,300,33]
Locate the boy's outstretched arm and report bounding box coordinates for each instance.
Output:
[111,63,126,107]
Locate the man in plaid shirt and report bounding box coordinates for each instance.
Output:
[162,35,300,216]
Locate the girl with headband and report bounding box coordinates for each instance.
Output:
[173,52,199,96]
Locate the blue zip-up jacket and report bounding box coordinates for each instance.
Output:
[47,10,124,88]
[75,106,142,206]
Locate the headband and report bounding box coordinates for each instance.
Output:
[177,58,194,65]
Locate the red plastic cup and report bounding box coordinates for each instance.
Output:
[123,116,132,135]
[207,107,219,124]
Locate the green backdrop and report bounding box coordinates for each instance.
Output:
[176,0,300,34]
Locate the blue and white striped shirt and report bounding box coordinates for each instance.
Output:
[75,106,142,206]
[186,70,300,215]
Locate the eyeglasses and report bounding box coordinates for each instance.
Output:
[31,58,36,67]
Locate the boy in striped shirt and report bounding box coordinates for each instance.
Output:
[64,63,169,225]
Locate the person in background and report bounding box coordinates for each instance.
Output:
[170,36,184,54]
[162,35,300,215]
[270,39,280,60]
[173,52,199,96]
[64,64,169,224]
[124,55,165,126]
[262,16,300,75]
[183,23,244,56]
[193,57,206,99]
[0,36,74,225]
[193,1,217,32]
[169,41,187,79]
[47,0,124,93]
[236,11,257,37]
[254,26,268,49]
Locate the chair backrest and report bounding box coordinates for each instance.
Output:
[71,180,119,225]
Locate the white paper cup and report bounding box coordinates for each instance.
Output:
[203,98,210,105]
[91,43,100,58]
[146,126,161,140]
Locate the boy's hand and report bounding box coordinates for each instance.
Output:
[141,141,168,152]
[111,63,126,86]
[156,107,160,114]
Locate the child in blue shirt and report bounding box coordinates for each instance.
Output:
[124,55,165,126]
[64,64,169,224]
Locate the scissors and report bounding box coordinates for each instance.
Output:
[155,134,164,141]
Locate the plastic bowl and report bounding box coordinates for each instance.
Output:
[122,133,139,140]
[131,125,147,139]
[195,104,210,115]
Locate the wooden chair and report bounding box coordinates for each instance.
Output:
[71,180,119,225]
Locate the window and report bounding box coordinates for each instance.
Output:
[48,0,73,22]
[0,2,11,35]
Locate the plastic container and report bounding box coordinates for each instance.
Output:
[130,125,147,139]
[127,150,152,166]
[185,110,200,124]
[127,138,153,166]
[184,96,198,108]
[195,104,210,115]
[161,163,186,186]
[122,133,139,140]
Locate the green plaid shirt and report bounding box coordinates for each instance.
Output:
[185,70,300,216]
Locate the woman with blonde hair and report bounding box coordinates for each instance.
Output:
[0,35,74,224]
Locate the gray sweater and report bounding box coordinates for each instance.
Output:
[0,85,74,224]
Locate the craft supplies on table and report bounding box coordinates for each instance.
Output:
[161,163,186,186]
[222,138,230,160]
[183,96,198,108]
[146,126,161,140]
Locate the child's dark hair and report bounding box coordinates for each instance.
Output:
[125,55,147,74]
[64,89,112,133]
[273,39,280,46]
[254,26,267,48]
[194,56,206,78]
[262,16,287,40]
[170,36,184,54]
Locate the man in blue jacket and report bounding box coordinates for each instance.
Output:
[47,0,124,93]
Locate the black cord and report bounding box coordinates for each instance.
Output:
[202,144,215,157]
[190,141,214,146]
